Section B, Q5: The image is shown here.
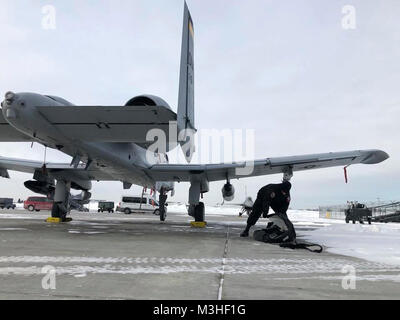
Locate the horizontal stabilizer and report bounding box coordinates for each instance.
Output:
[36,105,177,143]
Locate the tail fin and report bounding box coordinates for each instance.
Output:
[177,2,196,162]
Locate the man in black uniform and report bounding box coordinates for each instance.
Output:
[240,181,296,242]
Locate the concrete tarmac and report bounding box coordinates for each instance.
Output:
[0,209,399,300]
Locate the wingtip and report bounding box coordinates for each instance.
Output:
[361,150,389,164]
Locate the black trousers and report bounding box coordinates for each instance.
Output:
[246,198,264,227]
[246,200,296,241]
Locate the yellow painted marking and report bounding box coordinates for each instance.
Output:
[45,217,73,223]
[190,221,207,228]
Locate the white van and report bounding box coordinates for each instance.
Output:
[117,194,164,215]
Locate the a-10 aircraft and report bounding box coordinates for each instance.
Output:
[0,3,389,222]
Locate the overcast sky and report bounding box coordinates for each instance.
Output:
[0,0,399,208]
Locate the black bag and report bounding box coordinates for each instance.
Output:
[253,227,323,253]
[253,225,292,243]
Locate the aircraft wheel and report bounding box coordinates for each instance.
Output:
[194,202,205,222]
[51,203,67,220]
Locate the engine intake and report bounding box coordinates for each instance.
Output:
[221,183,235,201]
[125,95,171,110]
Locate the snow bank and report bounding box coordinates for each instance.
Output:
[300,223,400,266]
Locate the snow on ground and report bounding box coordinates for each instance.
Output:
[300,223,400,267]
[170,204,400,267]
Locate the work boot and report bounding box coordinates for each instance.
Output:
[240,228,250,237]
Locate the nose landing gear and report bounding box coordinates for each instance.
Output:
[159,188,168,222]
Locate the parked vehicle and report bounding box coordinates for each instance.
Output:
[0,198,16,209]
[116,195,162,215]
[345,203,372,224]
[24,197,53,212]
[98,201,115,213]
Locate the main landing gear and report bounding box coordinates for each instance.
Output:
[187,178,208,226]
[189,202,205,222]
[50,180,71,222]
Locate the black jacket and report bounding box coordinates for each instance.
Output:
[256,182,291,215]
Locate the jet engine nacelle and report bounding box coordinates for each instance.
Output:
[71,191,92,203]
[125,95,177,153]
[125,95,172,111]
[221,183,235,202]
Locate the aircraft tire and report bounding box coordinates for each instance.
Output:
[51,203,67,220]
[194,202,205,222]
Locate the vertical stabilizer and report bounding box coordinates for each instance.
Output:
[177,2,196,162]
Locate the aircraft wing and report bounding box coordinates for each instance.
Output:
[0,157,114,181]
[35,105,177,142]
[0,149,388,186]
[0,111,34,142]
[146,149,389,182]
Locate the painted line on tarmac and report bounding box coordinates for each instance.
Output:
[218,226,230,300]
[0,255,400,281]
